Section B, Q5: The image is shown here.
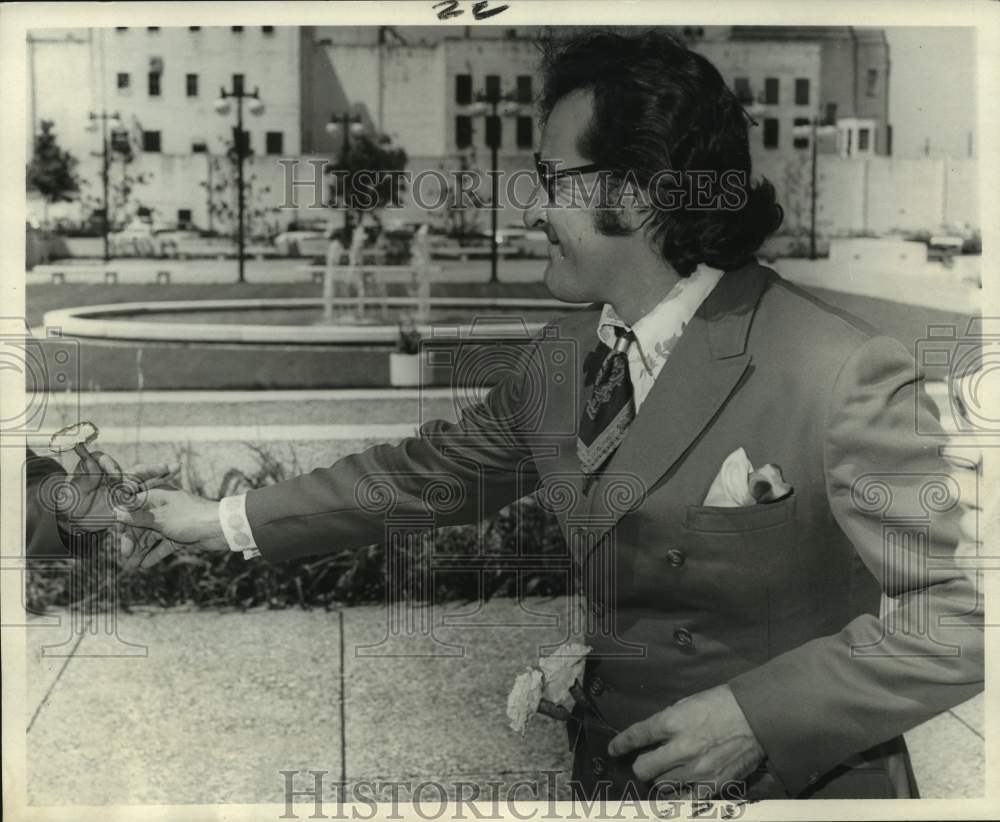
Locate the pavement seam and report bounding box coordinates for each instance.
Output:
[26,615,89,734]
[947,708,984,740]
[338,609,348,791]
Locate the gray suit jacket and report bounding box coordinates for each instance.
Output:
[246,262,983,798]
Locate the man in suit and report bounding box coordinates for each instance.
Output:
[119,30,982,800]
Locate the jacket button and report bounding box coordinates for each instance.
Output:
[673,627,694,648]
[665,548,686,567]
[588,676,606,697]
[591,756,607,776]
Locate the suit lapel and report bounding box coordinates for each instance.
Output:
[580,263,776,543]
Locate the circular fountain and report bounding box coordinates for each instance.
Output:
[42,295,583,391]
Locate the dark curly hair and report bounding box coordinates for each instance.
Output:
[540,29,784,276]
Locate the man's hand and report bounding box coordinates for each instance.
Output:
[116,488,229,552]
[607,683,765,795]
[52,451,174,533]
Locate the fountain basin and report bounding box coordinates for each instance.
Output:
[43,297,582,345]
[39,297,587,391]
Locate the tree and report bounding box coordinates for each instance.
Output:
[78,116,155,231]
[327,133,408,239]
[199,135,280,241]
[26,120,79,221]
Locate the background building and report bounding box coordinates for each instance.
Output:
[27,24,977,239]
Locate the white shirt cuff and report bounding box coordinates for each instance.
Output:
[218,494,261,559]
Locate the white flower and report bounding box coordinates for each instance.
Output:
[506,668,543,735]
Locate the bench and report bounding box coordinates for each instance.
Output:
[298,265,442,284]
[33,266,172,285]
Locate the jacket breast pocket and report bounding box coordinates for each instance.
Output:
[684,493,796,533]
[681,493,799,663]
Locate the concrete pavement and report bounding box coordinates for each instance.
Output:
[23,600,983,805]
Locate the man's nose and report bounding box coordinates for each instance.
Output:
[523,197,546,230]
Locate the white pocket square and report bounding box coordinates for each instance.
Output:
[703,447,793,507]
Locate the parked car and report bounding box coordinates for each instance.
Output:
[108,218,180,258]
[497,224,549,258]
[273,228,329,258]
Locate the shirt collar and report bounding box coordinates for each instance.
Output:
[597,264,726,374]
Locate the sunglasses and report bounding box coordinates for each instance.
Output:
[534,152,602,200]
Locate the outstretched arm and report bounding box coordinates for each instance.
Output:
[119,338,547,563]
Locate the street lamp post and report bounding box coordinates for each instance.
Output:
[87,110,120,262]
[465,89,525,284]
[214,84,265,284]
[791,117,838,260]
[325,112,365,245]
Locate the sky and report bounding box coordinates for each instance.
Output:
[886,27,978,159]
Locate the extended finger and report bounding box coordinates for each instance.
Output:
[608,710,676,757]
[140,539,180,569]
[128,462,176,482]
[114,506,159,530]
[632,738,702,783]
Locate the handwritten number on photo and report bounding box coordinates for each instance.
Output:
[433,0,509,21]
[433,0,463,19]
[473,0,509,19]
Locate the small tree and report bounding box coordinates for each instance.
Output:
[79,117,155,231]
[200,136,280,240]
[327,133,408,241]
[26,120,79,223]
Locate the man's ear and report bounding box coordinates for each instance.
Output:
[615,174,651,233]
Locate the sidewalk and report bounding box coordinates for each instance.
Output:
[24,598,983,805]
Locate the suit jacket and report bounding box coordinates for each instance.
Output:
[246,262,983,798]
[26,449,73,558]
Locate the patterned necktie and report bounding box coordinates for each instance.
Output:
[577,328,636,483]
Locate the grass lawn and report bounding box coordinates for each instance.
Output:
[26,281,553,328]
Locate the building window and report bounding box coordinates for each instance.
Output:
[456,74,472,105]
[233,73,245,94]
[262,26,275,35]
[191,141,207,153]
[486,115,502,148]
[866,68,879,98]
[733,77,752,105]
[142,130,161,152]
[764,77,779,105]
[266,131,284,155]
[794,78,810,105]
[793,117,810,149]
[235,130,251,155]
[117,72,130,90]
[858,128,870,151]
[189,26,201,31]
[763,118,779,149]
[824,102,838,125]
[455,115,472,148]
[232,26,244,33]
[516,75,533,104]
[485,74,501,101]
[177,209,192,225]
[516,116,533,149]
[148,72,161,97]
[186,73,198,97]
